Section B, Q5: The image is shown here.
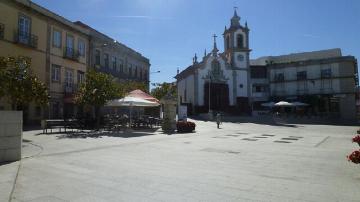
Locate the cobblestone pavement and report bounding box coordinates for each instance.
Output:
[10,119,360,201]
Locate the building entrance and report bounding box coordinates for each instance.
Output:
[204,83,229,112]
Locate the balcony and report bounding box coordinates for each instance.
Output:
[63,83,78,94]
[14,31,38,48]
[64,47,80,61]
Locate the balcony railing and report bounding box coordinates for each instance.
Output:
[64,47,80,61]
[14,31,38,48]
[63,83,78,94]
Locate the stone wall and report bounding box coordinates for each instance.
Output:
[0,111,22,163]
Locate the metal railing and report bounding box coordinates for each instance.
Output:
[63,83,78,94]
[64,47,80,61]
[14,30,38,48]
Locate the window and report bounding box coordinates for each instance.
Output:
[274,73,284,82]
[144,70,148,81]
[253,85,266,93]
[251,66,267,78]
[18,15,31,43]
[297,71,307,80]
[321,68,332,78]
[119,59,124,73]
[78,39,85,57]
[95,50,100,65]
[129,64,132,77]
[135,66,138,78]
[51,64,61,82]
[211,60,221,76]
[0,23,5,40]
[236,34,244,48]
[65,34,74,57]
[52,29,61,48]
[104,53,109,68]
[77,71,85,84]
[65,69,74,87]
[140,69,143,80]
[112,57,117,70]
[226,35,230,50]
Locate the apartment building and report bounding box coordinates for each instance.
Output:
[0,0,89,123]
[74,21,151,90]
[251,49,358,120]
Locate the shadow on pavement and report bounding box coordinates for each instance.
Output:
[55,128,161,139]
[190,115,359,127]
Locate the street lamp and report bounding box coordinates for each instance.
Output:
[202,75,212,116]
[208,76,212,114]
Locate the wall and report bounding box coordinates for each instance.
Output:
[0,111,22,163]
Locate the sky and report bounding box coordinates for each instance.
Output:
[32,0,360,85]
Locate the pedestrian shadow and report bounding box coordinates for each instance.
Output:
[55,128,160,139]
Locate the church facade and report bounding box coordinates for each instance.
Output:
[175,10,252,114]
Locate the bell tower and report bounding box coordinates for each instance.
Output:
[223,7,251,69]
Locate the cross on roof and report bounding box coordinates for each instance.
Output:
[212,34,217,43]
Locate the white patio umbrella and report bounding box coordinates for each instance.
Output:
[261,102,275,107]
[106,97,160,128]
[291,101,309,107]
[274,101,294,107]
[106,96,160,107]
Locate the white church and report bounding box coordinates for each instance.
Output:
[175,10,358,119]
[176,10,252,114]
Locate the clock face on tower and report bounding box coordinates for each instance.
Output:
[237,54,244,61]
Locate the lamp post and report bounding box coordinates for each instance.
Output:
[208,76,212,114]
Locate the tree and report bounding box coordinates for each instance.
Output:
[151,82,177,100]
[74,69,120,128]
[119,81,148,95]
[0,56,49,110]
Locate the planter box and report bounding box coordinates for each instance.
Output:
[0,111,22,163]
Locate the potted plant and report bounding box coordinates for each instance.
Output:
[352,135,360,146]
[347,150,360,164]
[176,121,196,133]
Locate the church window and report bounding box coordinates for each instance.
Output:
[237,34,244,48]
[226,35,230,50]
[211,60,221,76]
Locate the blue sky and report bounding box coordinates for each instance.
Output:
[33,0,360,84]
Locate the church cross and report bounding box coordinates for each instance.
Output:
[212,34,217,44]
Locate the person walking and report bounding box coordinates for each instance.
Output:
[216,113,222,129]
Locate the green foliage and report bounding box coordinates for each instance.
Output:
[0,56,49,109]
[119,80,148,95]
[74,69,120,107]
[151,82,177,100]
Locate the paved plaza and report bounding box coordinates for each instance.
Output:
[3,118,360,202]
